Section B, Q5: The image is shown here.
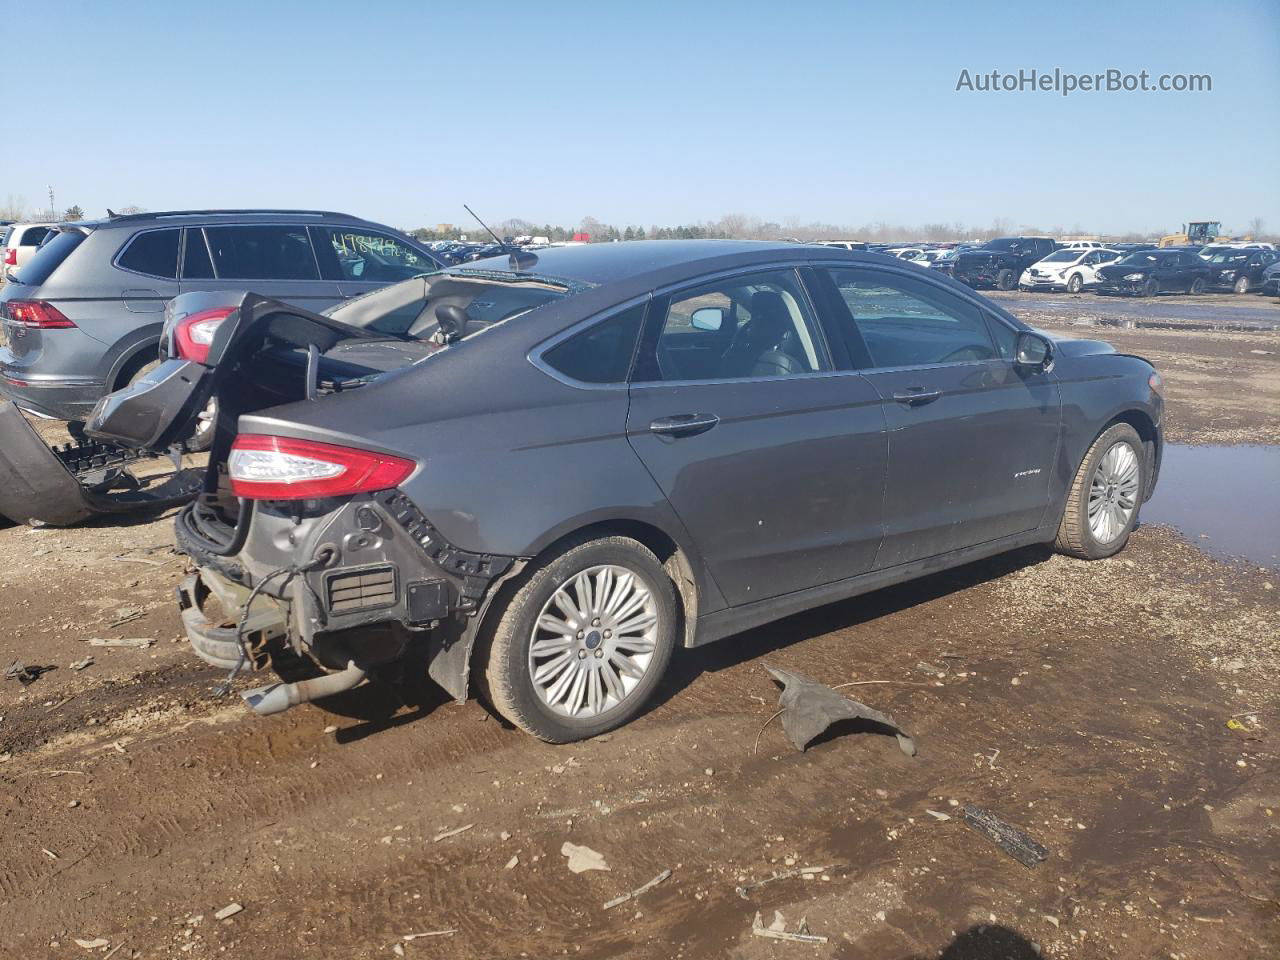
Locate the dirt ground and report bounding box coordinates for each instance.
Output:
[1,292,1277,959]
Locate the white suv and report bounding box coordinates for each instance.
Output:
[2,221,56,278]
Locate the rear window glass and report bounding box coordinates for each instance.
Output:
[10,229,87,285]
[204,225,319,280]
[19,226,51,247]
[542,304,644,383]
[117,229,180,279]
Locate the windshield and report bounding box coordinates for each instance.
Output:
[1041,250,1080,263]
[323,271,571,339]
[1118,252,1162,266]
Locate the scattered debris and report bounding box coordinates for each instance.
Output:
[213,902,243,921]
[114,555,165,566]
[504,855,519,870]
[42,847,60,860]
[759,664,916,755]
[0,753,11,764]
[915,661,947,678]
[736,864,839,899]
[106,611,144,629]
[74,938,110,949]
[86,638,155,649]
[70,657,95,671]
[962,804,1049,868]
[393,945,405,958]
[751,911,829,944]
[561,842,611,873]
[986,748,1001,769]
[402,929,456,940]
[432,823,474,843]
[603,868,672,909]
[5,660,54,684]
[926,809,952,821]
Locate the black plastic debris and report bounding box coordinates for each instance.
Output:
[763,664,917,756]
[962,804,1049,868]
[4,660,54,685]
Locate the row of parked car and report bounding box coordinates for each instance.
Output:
[813,235,1280,298]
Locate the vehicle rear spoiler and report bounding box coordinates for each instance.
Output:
[0,399,201,525]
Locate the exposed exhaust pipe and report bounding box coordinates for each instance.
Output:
[240,660,367,716]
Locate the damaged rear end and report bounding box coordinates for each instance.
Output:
[87,282,549,714]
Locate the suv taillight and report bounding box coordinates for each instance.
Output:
[3,248,15,266]
[173,306,235,364]
[6,300,76,329]
[228,435,416,500]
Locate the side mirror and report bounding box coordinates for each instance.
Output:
[1015,331,1053,372]
[690,307,724,332]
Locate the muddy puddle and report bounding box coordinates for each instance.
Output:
[1143,444,1280,568]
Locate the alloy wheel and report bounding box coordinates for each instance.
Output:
[1088,441,1140,544]
[528,564,659,718]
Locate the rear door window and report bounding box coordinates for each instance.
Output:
[117,228,180,279]
[203,225,320,280]
[311,226,438,283]
[822,268,996,368]
[181,228,215,280]
[19,226,50,247]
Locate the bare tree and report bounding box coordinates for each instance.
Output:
[0,195,29,220]
[1247,217,1264,239]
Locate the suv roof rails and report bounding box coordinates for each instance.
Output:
[104,208,357,222]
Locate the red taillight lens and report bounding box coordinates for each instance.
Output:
[6,300,76,329]
[3,248,15,266]
[228,434,416,500]
[173,306,235,364]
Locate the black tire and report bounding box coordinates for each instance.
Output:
[1189,277,1205,295]
[478,535,678,743]
[996,269,1016,291]
[1066,273,1083,294]
[1142,278,1159,298]
[1054,423,1146,560]
[1233,276,1249,294]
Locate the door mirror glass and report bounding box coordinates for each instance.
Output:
[1015,331,1053,370]
[690,306,724,332]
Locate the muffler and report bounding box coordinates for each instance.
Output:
[240,660,367,716]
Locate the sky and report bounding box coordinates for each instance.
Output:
[4,0,1278,236]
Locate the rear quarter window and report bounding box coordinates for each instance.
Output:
[541,303,645,384]
[117,229,180,279]
[19,226,51,247]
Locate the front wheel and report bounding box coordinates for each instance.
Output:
[1066,273,1083,294]
[1142,278,1159,298]
[1055,423,1146,560]
[479,536,678,742]
[996,269,1015,291]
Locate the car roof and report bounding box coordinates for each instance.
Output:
[452,239,817,286]
[72,209,372,230]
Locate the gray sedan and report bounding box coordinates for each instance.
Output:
[79,241,1163,741]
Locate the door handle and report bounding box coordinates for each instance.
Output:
[649,414,720,437]
[892,388,941,406]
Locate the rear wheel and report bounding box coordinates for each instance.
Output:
[1055,423,1145,560]
[1233,275,1250,294]
[1189,277,1206,294]
[1066,273,1084,294]
[479,536,678,742]
[1142,278,1159,298]
[996,269,1015,291]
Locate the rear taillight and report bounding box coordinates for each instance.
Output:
[6,300,76,329]
[228,434,416,500]
[173,306,235,364]
[3,248,15,266]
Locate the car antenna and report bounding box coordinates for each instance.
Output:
[463,204,504,246]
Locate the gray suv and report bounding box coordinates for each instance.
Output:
[0,209,440,427]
